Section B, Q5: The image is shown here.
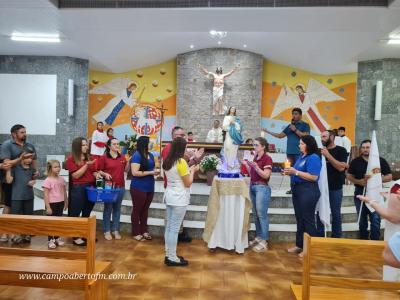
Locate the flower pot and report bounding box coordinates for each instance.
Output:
[206,170,217,186]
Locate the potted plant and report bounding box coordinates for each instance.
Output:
[200,154,220,186]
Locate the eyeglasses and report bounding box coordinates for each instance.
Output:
[253,143,260,147]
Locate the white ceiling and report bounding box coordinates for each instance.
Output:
[0,0,400,74]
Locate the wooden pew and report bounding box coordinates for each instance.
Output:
[291,233,400,300]
[0,215,112,299]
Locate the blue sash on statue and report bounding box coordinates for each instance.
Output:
[229,117,244,145]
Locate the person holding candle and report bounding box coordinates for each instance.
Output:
[242,137,273,252]
[283,135,321,258]
[263,108,310,194]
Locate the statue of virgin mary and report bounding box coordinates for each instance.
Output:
[220,106,244,172]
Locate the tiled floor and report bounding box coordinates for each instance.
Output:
[0,234,387,300]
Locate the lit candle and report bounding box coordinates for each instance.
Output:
[284,159,291,169]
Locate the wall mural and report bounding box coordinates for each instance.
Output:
[88,60,177,156]
[261,60,357,152]
[88,58,356,155]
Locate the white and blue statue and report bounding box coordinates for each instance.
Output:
[218,106,244,177]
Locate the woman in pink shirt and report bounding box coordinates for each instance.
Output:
[42,160,68,249]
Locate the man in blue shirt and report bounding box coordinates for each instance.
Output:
[263,108,310,166]
[263,108,310,193]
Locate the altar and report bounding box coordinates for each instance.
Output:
[202,177,252,254]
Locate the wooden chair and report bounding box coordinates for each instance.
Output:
[0,215,112,299]
[291,233,400,300]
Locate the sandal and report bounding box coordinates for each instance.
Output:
[252,241,268,253]
[249,237,261,247]
[143,233,152,240]
[287,246,302,254]
[133,235,144,241]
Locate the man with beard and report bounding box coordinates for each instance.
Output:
[320,130,348,238]
[347,139,392,240]
[0,124,38,242]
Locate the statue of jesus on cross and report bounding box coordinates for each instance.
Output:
[198,63,240,115]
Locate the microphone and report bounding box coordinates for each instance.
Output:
[291,118,295,125]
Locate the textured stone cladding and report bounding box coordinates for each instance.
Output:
[357,59,400,164]
[0,56,89,173]
[177,48,263,141]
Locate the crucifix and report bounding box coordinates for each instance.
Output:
[198,63,240,115]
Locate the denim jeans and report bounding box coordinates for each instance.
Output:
[250,184,271,241]
[329,189,343,238]
[287,154,300,186]
[292,182,321,249]
[164,205,187,260]
[68,184,95,218]
[315,189,343,238]
[354,186,381,240]
[103,189,124,233]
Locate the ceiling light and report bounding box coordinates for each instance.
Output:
[387,39,400,45]
[190,44,194,49]
[217,41,222,45]
[11,33,60,43]
[209,30,227,39]
[243,44,247,48]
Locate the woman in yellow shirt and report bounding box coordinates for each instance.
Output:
[162,137,199,266]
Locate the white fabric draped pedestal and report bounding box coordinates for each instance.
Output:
[202,177,252,254]
[207,194,248,254]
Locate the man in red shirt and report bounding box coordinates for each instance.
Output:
[161,126,204,242]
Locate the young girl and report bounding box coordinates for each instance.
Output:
[42,160,68,249]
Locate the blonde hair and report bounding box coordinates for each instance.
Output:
[46,159,61,177]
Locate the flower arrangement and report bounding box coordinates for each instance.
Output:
[119,134,137,155]
[200,154,220,172]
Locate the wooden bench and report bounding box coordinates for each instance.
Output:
[291,233,400,300]
[0,215,112,299]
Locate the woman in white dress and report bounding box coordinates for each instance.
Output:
[222,106,244,171]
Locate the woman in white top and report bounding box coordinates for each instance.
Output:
[162,137,199,267]
[90,122,109,157]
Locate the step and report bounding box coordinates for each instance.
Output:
[92,200,360,224]
[33,182,358,208]
[30,198,382,243]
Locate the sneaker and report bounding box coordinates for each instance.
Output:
[73,238,87,246]
[56,237,65,246]
[11,235,23,244]
[0,234,8,242]
[113,231,122,240]
[165,257,189,267]
[23,235,31,243]
[104,232,112,241]
[48,239,57,249]
[164,256,185,264]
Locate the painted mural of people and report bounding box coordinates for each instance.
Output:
[271,79,344,134]
[90,78,146,125]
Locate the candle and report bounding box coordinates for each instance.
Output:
[284,159,291,169]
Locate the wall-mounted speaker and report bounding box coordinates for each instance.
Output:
[374,80,382,121]
[67,79,74,117]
